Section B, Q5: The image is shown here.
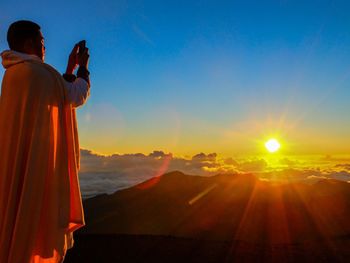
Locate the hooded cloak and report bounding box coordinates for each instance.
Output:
[0,51,85,263]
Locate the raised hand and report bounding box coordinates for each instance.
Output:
[78,47,89,68]
[66,43,79,75]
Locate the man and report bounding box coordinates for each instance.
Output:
[0,20,90,263]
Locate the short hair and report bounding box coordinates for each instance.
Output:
[7,20,41,51]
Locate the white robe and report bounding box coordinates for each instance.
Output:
[0,50,88,263]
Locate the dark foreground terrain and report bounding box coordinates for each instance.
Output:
[65,171,350,262]
[65,233,350,263]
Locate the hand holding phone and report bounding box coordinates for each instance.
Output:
[77,40,86,55]
[77,40,89,68]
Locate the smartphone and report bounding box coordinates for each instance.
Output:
[78,40,86,54]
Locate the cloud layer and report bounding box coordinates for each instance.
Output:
[78,149,350,199]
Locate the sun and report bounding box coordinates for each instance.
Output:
[265,138,280,153]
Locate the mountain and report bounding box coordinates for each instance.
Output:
[78,171,350,244]
[64,171,350,262]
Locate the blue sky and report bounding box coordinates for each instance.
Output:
[1,0,350,155]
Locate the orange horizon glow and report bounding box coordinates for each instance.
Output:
[78,110,350,157]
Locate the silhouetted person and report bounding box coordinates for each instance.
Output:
[0,20,90,263]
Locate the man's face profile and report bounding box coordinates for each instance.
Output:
[25,30,45,61]
[34,30,45,61]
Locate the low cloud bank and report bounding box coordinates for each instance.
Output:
[79,149,350,199]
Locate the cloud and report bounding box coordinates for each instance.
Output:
[329,171,350,181]
[305,175,329,184]
[79,149,232,198]
[334,163,350,172]
[238,159,268,172]
[78,149,350,199]
[149,150,172,158]
[279,158,297,166]
[192,152,217,161]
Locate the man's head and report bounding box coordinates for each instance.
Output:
[7,20,45,61]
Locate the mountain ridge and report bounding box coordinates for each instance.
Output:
[79,171,350,245]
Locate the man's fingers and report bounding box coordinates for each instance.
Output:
[71,44,79,54]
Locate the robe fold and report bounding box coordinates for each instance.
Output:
[0,51,85,263]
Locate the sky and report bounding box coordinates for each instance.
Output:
[1,0,350,157]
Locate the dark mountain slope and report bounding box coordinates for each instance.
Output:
[79,171,350,244]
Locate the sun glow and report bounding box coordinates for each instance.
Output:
[265,139,281,153]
